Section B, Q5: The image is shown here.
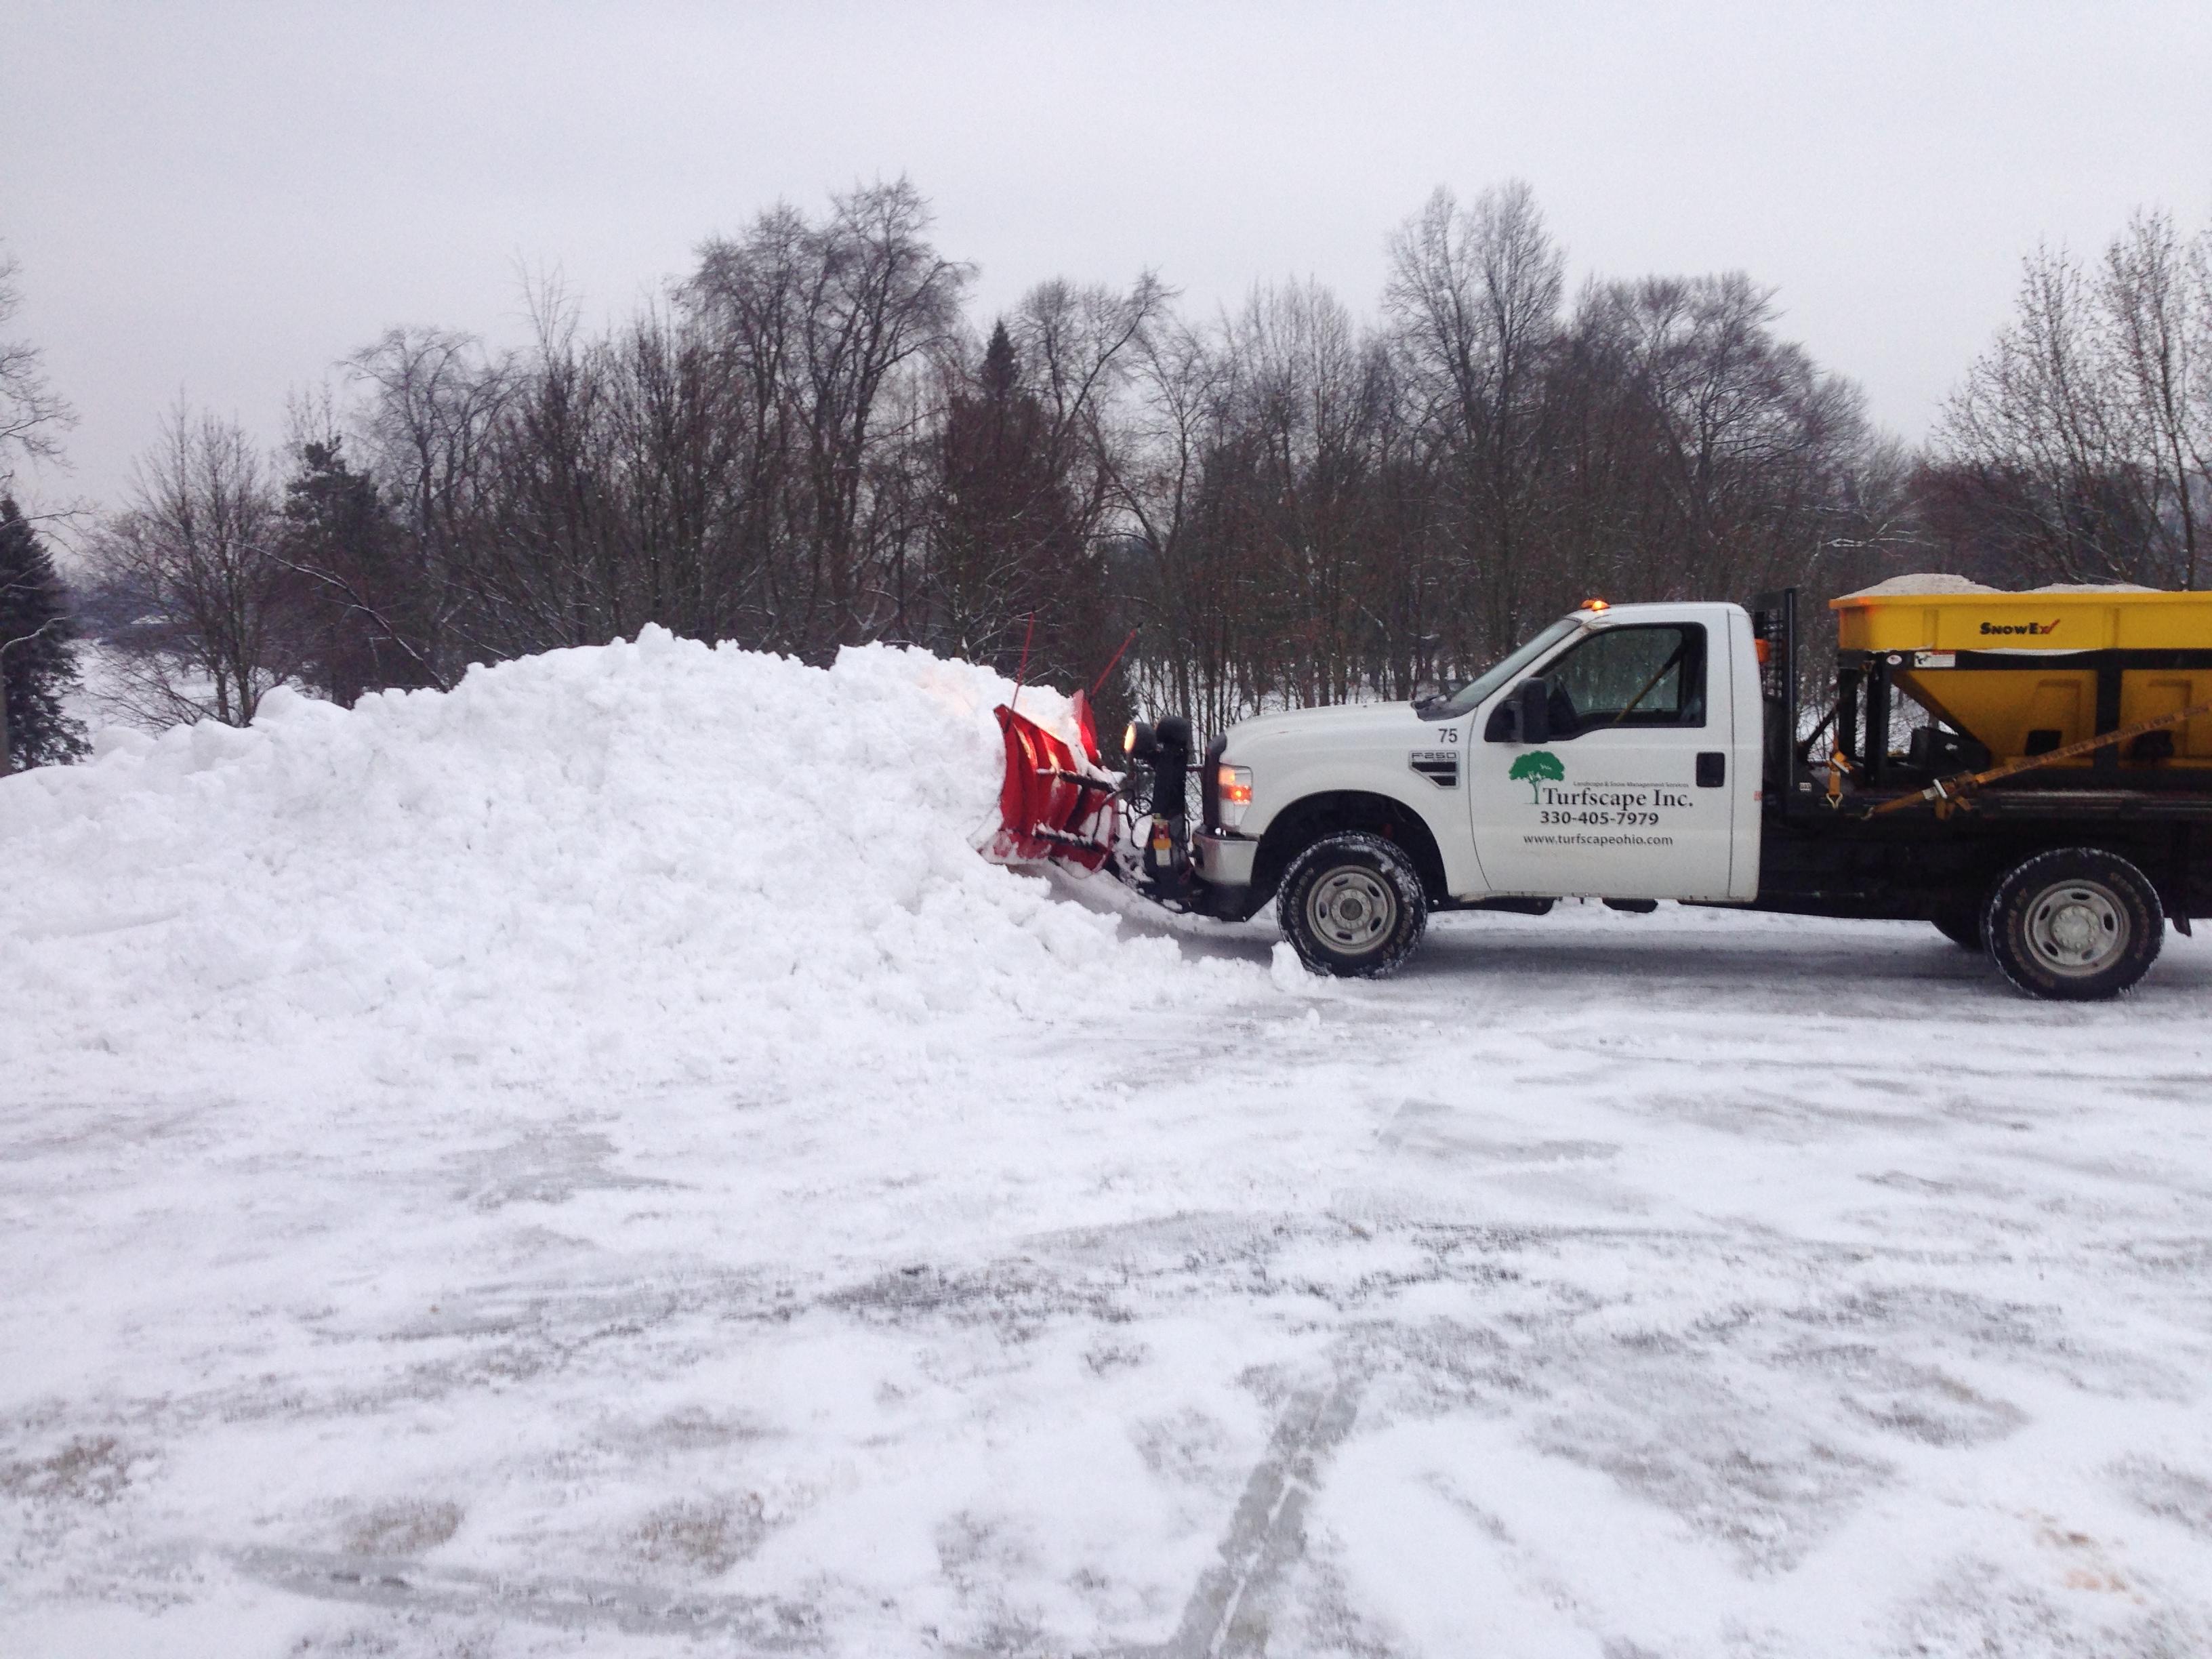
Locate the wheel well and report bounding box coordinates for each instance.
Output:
[1252,792,1449,905]
[1995,833,2194,926]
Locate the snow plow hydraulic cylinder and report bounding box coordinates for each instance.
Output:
[1149,717,1192,815]
[1125,716,1193,888]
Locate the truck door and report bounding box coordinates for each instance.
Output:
[1469,618,1736,900]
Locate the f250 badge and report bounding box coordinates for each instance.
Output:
[1408,750,1459,787]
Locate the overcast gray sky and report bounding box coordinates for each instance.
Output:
[5,0,2209,516]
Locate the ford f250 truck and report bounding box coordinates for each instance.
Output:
[1118,586,2212,1000]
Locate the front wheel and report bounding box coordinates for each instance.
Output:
[1279,832,1429,978]
[1983,847,2163,1001]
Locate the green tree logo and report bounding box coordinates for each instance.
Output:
[1508,750,1564,804]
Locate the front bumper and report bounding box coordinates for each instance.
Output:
[1193,831,1257,888]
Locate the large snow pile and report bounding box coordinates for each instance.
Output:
[0,628,1199,1101]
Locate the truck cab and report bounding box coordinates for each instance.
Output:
[1185,602,1763,951]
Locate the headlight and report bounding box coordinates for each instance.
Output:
[1124,720,1158,760]
[1217,763,1254,829]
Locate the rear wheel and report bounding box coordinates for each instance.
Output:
[1279,832,1428,978]
[1983,847,2163,1001]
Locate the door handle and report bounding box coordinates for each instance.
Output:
[1696,752,1725,787]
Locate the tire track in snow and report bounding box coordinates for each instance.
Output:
[222,1542,819,1647]
[1097,1088,1443,1657]
[1110,1372,1366,1659]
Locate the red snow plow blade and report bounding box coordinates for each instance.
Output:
[985,692,1120,873]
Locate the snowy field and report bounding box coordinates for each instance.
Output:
[5,634,2211,1658]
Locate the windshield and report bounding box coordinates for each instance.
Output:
[1422,617,1584,718]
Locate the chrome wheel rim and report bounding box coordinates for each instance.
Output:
[1307,867,1396,954]
[2023,879,2129,977]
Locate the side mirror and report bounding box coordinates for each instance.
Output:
[1486,678,1553,745]
[1516,680,1552,745]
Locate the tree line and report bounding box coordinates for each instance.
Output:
[5,182,2210,771]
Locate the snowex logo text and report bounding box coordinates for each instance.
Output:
[1979,618,2062,636]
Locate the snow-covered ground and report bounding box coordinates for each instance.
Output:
[4,634,2210,1658]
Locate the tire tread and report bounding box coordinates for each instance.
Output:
[1279,832,1429,979]
[1982,846,2163,1002]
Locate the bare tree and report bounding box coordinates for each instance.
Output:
[1386,181,1565,656]
[688,179,972,657]
[89,407,300,727]
[590,303,749,643]
[1585,272,1866,603]
[1223,279,1389,708]
[0,249,76,489]
[1111,312,1231,724]
[347,326,517,678]
[1934,225,2205,588]
[2102,209,2211,588]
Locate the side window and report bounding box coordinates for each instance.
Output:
[1542,624,1705,738]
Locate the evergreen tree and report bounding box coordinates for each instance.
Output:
[279,437,424,705]
[930,321,1106,685]
[0,495,88,773]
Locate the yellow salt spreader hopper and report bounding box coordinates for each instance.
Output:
[1830,584,2212,779]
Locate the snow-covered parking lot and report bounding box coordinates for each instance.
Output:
[6,636,2212,1657]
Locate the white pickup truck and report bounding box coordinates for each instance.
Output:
[1120,591,2212,1000]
